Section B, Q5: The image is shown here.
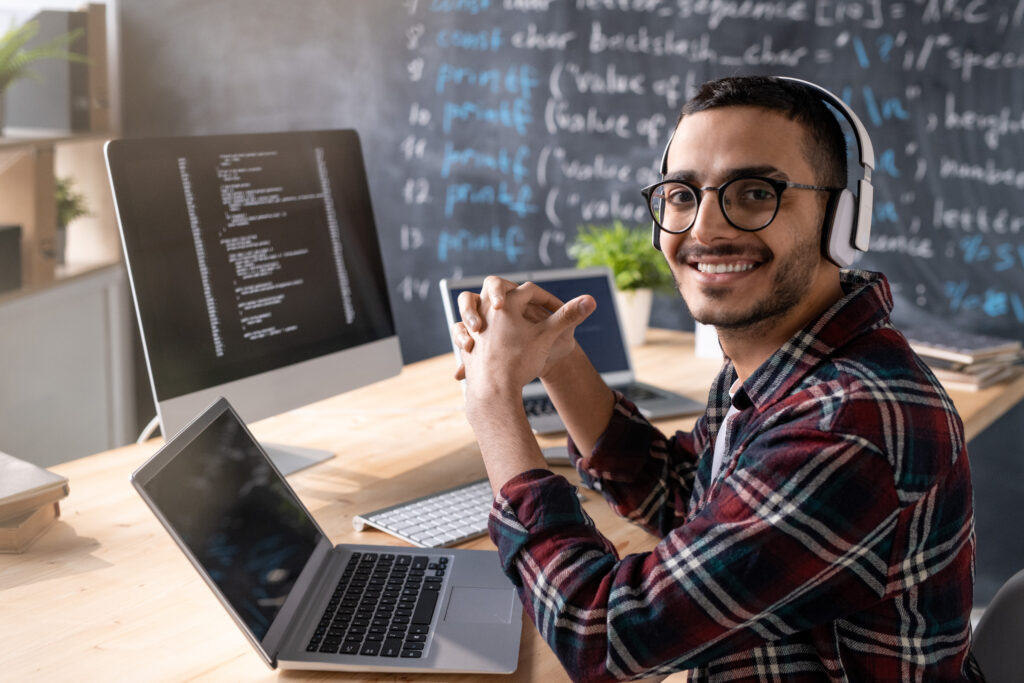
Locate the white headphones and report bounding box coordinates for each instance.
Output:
[653,76,875,268]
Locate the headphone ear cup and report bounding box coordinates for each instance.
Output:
[823,189,857,267]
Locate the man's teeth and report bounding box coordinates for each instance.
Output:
[696,262,755,274]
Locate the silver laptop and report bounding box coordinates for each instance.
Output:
[441,266,705,434]
[131,397,522,674]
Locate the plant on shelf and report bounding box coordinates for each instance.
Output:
[569,220,674,346]
[0,19,88,134]
[55,176,90,266]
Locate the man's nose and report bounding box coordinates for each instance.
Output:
[689,190,736,244]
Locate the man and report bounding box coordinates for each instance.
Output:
[451,76,980,681]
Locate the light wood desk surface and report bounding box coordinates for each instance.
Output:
[2,329,1022,682]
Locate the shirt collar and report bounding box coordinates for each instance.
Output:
[718,269,894,412]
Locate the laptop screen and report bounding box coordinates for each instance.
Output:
[139,408,322,639]
[444,272,631,380]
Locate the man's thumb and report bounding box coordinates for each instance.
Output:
[549,294,595,332]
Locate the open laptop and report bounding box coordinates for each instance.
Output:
[131,397,522,674]
[441,266,705,434]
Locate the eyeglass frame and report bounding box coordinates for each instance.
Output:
[640,175,841,234]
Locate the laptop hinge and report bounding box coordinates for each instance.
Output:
[262,537,338,664]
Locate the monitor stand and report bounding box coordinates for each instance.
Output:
[262,443,335,476]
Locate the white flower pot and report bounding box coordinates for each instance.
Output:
[615,288,653,347]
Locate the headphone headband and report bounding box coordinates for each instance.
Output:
[777,76,875,177]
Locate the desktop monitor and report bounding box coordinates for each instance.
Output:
[106,129,402,473]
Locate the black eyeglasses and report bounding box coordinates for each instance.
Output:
[640,176,840,234]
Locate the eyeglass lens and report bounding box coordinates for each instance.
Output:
[650,178,780,232]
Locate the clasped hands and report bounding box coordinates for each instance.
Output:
[450,276,596,403]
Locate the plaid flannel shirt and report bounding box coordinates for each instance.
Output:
[489,270,980,682]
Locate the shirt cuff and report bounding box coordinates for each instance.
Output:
[488,469,593,584]
[568,392,658,486]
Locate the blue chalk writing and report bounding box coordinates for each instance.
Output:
[944,280,1024,323]
[876,149,901,177]
[840,86,910,127]
[436,27,502,50]
[437,225,525,264]
[429,0,490,13]
[873,201,899,223]
[444,181,536,218]
[435,63,538,98]
[852,36,871,68]
[958,236,1024,271]
[441,143,531,184]
[442,98,532,135]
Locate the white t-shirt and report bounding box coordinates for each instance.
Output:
[710,381,741,483]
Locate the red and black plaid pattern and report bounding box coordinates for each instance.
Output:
[489,271,981,682]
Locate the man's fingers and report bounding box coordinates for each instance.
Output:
[450,321,474,352]
[514,281,564,314]
[523,301,553,324]
[543,295,595,336]
[480,275,519,311]
[457,291,483,332]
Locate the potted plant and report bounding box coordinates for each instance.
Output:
[0,19,87,135]
[55,176,89,266]
[569,220,674,346]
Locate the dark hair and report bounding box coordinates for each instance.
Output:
[679,76,848,189]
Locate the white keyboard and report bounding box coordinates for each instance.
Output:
[352,478,494,548]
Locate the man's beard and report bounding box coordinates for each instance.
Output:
[679,230,821,332]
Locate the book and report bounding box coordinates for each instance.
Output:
[930,364,1021,392]
[0,450,69,520]
[0,502,60,553]
[904,324,1023,366]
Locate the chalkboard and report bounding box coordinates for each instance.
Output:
[119,0,1024,364]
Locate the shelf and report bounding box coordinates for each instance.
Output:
[0,130,113,149]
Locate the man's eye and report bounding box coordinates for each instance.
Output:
[747,189,774,201]
[665,187,696,205]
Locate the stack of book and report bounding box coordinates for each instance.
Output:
[903,324,1023,392]
[0,450,69,553]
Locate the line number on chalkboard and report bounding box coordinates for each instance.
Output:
[409,103,431,127]
[407,24,424,50]
[408,58,425,82]
[400,135,427,160]
[403,178,431,204]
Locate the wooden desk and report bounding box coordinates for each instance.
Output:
[2,329,1021,682]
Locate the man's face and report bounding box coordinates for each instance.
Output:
[660,105,834,332]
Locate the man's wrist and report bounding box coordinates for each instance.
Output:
[464,381,524,426]
[539,343,585,387]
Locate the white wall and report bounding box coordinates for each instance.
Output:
[0,0,85,25]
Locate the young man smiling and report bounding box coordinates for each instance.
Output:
[451,76,980,682]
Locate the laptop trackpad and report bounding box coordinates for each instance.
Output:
[444,586,516,624]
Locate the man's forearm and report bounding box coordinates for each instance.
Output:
[466,385,549,495]
[541,345,616,458]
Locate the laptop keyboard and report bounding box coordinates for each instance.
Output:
[353,479,493,548]
[524,396,556,417]
[525,384,662,418]
[307,551,447,659]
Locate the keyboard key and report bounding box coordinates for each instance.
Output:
[319,639,341,653]
[382,638,404,657]
[412,589,439,625]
